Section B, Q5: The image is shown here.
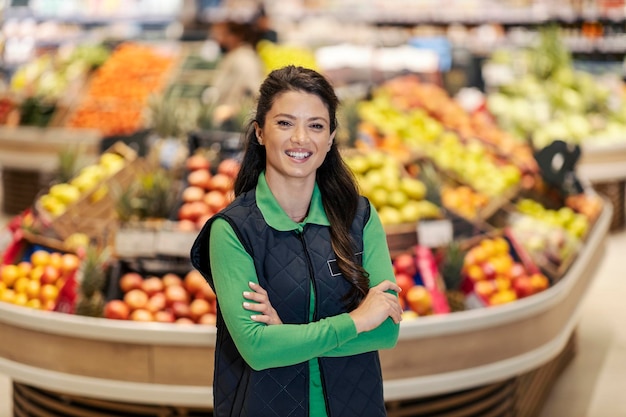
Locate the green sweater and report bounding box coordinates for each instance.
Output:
[208,172,399,417]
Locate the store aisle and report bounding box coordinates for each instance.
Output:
[0,225,625,416]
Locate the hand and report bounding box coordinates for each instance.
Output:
[349,280,403,334]
[243,281,283,325]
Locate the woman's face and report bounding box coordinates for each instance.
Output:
[256,90,335,185]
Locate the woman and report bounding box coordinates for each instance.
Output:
[191,65,402,417]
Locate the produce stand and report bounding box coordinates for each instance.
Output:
[0,201,612,416]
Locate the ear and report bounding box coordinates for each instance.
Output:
[328,130,337,151]
[254,122,263,145]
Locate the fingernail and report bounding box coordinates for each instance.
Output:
[243,291,250,297]
[243,302,250,308]
[249,281,256,286]
[250,315,257,320]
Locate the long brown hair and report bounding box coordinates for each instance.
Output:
[234,65,369,310]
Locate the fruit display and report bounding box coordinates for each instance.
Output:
[256,40,319,74]
[177,154,240,230]
[485,26,626,149]
[515,198,590,239]
[357,74,538,174]
[8,43,110,127]
[37,148,129,218]
[441,184,489,220]
[66,42,178,136]
[461,235,550,307]
[103,269,216,325]
[0,249,80,311]
[343,149,440,225]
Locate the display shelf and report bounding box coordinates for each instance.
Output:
[0,199,613,415]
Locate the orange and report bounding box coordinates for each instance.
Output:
[13,292,28,306]
[1,264,20,287]
[48,252,63,270]
[16,261,32,278]
[31,250,51,268]
[25,280,41,300]
[13,277,30,294]
[40,284,59,303]
[26,298,42,309]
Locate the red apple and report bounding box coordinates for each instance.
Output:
[217,158,240,178]
[154,310,176,323]
[186,154,211,171]
[481,261,497,280]
[171,301,191,319]
[60,253,81,276]
[184,269,207,295]
[104,299,130,320]
[187,168,212,189]
[512,275,534,298]
[189,298,211,321]
[162,273,183,287]
[175,317,195,325]
[394,272,415,296]
[204,190,227,212]
[176,219,197,232]
[474,280,497,300]
[393,253,416,277]
[198,313,217,326]
[130,308,154,322]
[124,289,149,311]
[119,272,143,293]
[182,186,206,203]
[141,276,164,297]
[507,263,526,280]
[165,284,190,307]
[209,173,233,193]
[146,292,167,313]
[195,281,217,302]
[40,265,61,285]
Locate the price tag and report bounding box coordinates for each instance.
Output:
[115,229,156,258]
[155,230,198,257]
[417,219,453,248]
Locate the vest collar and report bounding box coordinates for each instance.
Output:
[256,171,330,231]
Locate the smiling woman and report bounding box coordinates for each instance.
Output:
[191,65,402,417]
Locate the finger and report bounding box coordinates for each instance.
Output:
[243,291,267,303]
[250,314,271,324]
[243,301,269,313]
[248,281,268,295]
[373,280,402,294]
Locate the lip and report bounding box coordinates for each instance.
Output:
[285,149,313,162]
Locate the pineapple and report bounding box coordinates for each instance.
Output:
[440,240,467,312]
[74,245,109,318]
[419,162,442,207]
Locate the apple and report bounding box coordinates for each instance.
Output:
[104,299,130,320]
[171,301,191,319]
[198,313,217,325]
[195,281,217,302]
[30,250,51,268]
[405,285,432,316]
[187,169,212,189]
[154,310,176,323]
[60,253,80,276]
[16,261,32,278]
[1,264,20,287]
[162,273,183,287]
[145,292,167,313]
[184,269,208,295]
[481,262,497,280]
[489,289,517,306]
[393,253,416,277]
[182,186,206,203]
[474,280,496,300]
[186,154,211,171]
[25,280,41,300]
[175,317,195,325]
[209,173,233,193]
[189,298,211,321]
[164,284,190,307]
[512,275,534,298]
[394,272,414,296]
[40,265,61,285]
[217,158,240,178]
[204,190,227,212]
[176,219,197,232]
[124,289,149,311]
[507,263,526,280]
[178,201,210,223]
[119,272,143,293]
[130,308,154,322]
[141,276,164,297]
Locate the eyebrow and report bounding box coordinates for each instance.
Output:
[273,113,329,124]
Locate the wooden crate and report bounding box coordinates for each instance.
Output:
[38,142,144,244]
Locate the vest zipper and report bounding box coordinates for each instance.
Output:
[298,229,333,417]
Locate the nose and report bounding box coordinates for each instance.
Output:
[291,124,309,144]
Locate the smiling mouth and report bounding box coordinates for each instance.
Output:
[285,151,312,160]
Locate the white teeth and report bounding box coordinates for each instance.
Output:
[286,151,311,160]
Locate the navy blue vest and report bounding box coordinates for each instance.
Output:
[191,190,386,417]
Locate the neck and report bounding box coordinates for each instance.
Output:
[265,171,314,223]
